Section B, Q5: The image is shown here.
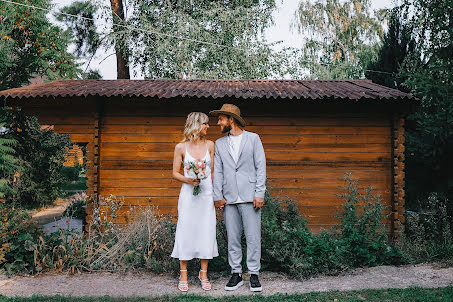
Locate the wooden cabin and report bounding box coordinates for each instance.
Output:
[63,144,84,167]
[0,79,417,238]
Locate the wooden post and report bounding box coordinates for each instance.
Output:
[85,99,103,230]
[93,99,103,202]
[391,113,406,241]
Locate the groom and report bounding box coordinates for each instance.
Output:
[210,104,266,292]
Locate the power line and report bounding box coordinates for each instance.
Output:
[0,0,399,77]
[0,0,246,50]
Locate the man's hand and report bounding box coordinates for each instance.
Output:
[214,199,226,210]
[253,197,264,209]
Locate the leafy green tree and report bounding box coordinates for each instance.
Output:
[121,0,285,79]
[0,116,20,198]
[398,0,453,206]
[365,7,414,90]
[0,0,84,90]
[2,107,70,208]
[293,0,385,79]
[55,0,102,79]
[56,1,100,59]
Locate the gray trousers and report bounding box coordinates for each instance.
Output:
[223,203,261,275]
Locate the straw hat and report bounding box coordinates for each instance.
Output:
[209,104,246,127]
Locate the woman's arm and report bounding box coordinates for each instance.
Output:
[208,140,215,182]
[172,143,199,186]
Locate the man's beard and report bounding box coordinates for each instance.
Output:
[221,124,232,134]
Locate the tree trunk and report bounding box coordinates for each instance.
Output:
[110,0,130,79]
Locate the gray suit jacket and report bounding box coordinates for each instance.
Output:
[213,130,266,204]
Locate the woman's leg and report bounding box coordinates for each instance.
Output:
[200,259,209,280]
[180,260,188,281]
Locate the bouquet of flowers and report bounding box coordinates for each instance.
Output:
[184,159,210,195]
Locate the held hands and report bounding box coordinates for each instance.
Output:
[214,199,226,210]
[253,197,264,209]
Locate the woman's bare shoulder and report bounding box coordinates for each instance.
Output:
[206,140,215,149]
[174,142,185,153]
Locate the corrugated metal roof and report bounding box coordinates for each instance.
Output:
[0,79,416,101]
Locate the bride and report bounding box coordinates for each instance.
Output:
[171,112,219,292]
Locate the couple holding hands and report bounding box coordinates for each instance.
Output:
[171,104,266,292]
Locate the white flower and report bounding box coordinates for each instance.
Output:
[187,170,197,180]
[197,171,206,179]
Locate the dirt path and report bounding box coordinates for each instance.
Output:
[31,197,71,225]
[1,263,452,297]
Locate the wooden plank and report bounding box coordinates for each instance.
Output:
[106,213,392,226]
[99,168,389,180]
[70,134,94,142]
[105,196,391,207]
[102,116,391,126]
[87,203,391,217]
[100,151,390,162]
[101,133,390,144]
[53,124,95,133]
[100,178,388,190]
[101,125,390,135]
[36,116,95,125]
[98,187,391,199]
[102,104,392,117]
[100,142,390,153]
[99,160,391,170]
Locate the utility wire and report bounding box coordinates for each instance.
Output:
[0,0,398,77]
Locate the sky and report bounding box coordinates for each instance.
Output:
[51,0,393,80]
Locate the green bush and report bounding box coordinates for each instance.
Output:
[0,200,43,275]
[334,173,408,267]
[62,193,87,220]
[9,174,409,278]
[0,121,21,198]
[61,165,82,182]
[1,107,71,208]
[401,192,453,262]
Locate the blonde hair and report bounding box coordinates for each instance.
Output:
[182,112,209,142]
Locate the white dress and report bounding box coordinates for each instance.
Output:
[171,144,219,260]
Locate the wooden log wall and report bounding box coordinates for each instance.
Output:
[14,97,404,236]
[96,100,395,234]
[15,97,97,203]
[391,113,406,239]
[63,144,84,167]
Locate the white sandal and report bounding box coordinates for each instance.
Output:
[198,269,212,291]
[178,269,188,292]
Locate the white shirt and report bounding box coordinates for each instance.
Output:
[228,132,243,163]
[228,132,248,203]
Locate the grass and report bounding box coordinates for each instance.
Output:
[61,176,87,192]
[0,286,452,301]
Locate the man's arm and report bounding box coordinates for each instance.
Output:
[253,134,266,209]
[213,141,224,202]
[254,134,266,199]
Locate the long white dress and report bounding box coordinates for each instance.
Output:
[171,144,219,260]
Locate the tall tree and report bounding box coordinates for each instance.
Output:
[293,0,385,79]
[56,1,102,78]
[109,0,130,79]
[0,119,20,198]
[122,0,285,79]
[0,0,83,90]
[1,107,70,208]
[398,0,453,205]
[365,6,414,90]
